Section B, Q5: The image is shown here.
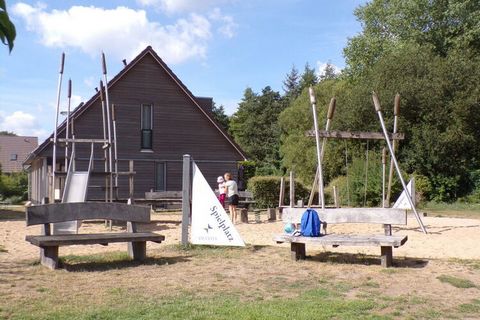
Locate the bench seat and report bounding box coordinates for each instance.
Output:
[26,232,165,247]
[274,234,407,248]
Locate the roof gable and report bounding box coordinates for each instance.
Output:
[26,46,246,163]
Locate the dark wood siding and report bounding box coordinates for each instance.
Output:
[37,52,244,200]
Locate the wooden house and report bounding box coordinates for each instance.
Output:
[24,46,246,204]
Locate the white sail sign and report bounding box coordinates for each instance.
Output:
[393,178,415,210]
[191,163,245,247]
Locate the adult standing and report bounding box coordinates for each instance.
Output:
[223,172,239,223]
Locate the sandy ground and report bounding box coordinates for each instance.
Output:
[1,211,480,262]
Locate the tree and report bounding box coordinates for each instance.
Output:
[319,62,339,81]
[298,63,318,92]
[0,131,16,136]
[211,102,230,131]
[282,65,300,101]
[0,0,16,52]
[343,0,480,77]
[229,87,285,173]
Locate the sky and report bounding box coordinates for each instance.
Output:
[0,0,366,140]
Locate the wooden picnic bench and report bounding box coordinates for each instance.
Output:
[274,207,408,267]
[25,202,165,270]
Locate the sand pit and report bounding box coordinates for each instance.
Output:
[1,211,480,262]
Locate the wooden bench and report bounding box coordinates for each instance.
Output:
[143,191,183,210]
[274,207,408,267]
[238,190,256,209]
[25,202,165,270]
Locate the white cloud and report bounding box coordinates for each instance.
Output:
[0,111,48,139]
[316,61,342,78]
[209,8,237,38]
[12,3,212,64]
[137,0,233,14]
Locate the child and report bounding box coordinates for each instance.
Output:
[217,176,226,208]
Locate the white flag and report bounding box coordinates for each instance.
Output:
[393,178,415,210]
[191,163,245,247]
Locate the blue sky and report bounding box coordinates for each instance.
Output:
[0,0,366,140]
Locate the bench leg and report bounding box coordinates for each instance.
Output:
[40,246,59,270]
[380,246,393,268]
[291,243,306,261]
[128,241,146,261]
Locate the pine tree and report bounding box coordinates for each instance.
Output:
[282,65,300,100]
[299,63,318,92]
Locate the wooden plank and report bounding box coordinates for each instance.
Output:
[281,207,407,225]
[26,202,151,226]
[306,130,404,140]
[145,191,183,199]
[26,232,165,247]
[181,155,191,246]
[274,234,407,247]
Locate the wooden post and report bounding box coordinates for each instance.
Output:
[380,246,393,267]
[386,94,400,207]
[382,147,386,208]
[240,208,249,223]
[267,208,276,221]
[333,186,339,208]
[181,154,191,245]
[278,177,285,207]
[128,160,134,202]
[290,243,306,260]
[289,171,295,208]
[309,87,325,209]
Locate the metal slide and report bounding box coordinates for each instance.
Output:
[53,147,93,234]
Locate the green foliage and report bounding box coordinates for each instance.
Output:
[437,275,476,289]
[229,87,286,171]
[344,0,480,77]
[0,172,28,202]
[211,102,230,131]
[0,130,16,136]
[299,62,318,93]
[247,176,309,208]
[0,0,16,52]
[282,65,301,101]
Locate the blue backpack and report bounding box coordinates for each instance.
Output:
[300,208,322,237]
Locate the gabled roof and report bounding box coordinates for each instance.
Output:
[25,46,247,164]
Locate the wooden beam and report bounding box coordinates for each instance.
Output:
[26,202,151,226]
[281,207,407,225]
[306,130,404,140]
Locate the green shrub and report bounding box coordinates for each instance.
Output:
[247,176,310,208]
[0,172,28,200]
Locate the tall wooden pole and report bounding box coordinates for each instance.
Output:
[101,53,113,202]
[99,81,108,203]
[64,79,72,169]
[52,52,65,203]
[309,87,325,209]
[278,177,285,207]
[382,147,386,208]
[289,171,295,208]
[386,93,400,206]
[372,92,427,234]
[181,154,191,245]
[308,97,336,207]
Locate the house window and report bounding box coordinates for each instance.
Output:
[141,104,153,150]
[156,162,166,191]
[10,154,17,161]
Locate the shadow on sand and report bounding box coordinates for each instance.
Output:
[308,251,428,268]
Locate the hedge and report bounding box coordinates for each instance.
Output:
[247,176,310,209]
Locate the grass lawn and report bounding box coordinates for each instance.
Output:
[2,245,480,319]
[419,202,480,219]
